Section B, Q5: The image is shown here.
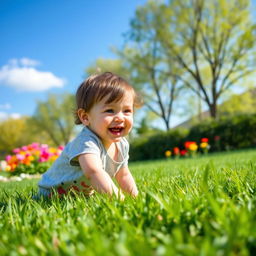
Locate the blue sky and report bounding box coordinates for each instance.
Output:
[1,0,256,129]
[0,0,147,120]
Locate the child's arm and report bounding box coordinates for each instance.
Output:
[78,153,124,199]
[115,166,138,197]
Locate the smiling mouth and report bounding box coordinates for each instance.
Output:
[109,127,124,134]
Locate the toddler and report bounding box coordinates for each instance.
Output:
[37,72,140,199]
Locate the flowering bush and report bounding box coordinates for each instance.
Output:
[165,150,172,158]
[0,143,63,175]
[200,138,210,154]
[131,114,256,161]
[163,138,211,159]
[184,141,198,157]
[173,147,180,158]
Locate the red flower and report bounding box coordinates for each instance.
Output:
[180,149,187,156]
[173,147,180,155]
[201,138,209,143]
[184,141,197,149]
[184,141,192,149]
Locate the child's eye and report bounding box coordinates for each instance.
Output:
[105,109,114,113]
[124,109,132,113]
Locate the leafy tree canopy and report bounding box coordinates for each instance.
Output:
[31,93,76,146]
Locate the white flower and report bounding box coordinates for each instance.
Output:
[0,160,7,171]
[0,175,8,182]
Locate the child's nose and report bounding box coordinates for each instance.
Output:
[114,112,124,121]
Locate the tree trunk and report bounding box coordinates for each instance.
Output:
[164,119,170,131]
[209,102,217,119]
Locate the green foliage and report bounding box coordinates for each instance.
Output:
[188,113,256,151]
[134,116,162,136]
[130,113,256,161]
[31,93,76,146]
[0,118,28,156]
[219,89,256,117]
[0,117,52,158]
[119,0,256,121]
[85,58,130,80]
[0,150,256,255]
[9,162,51,176]
[85,0,256,128]
[156,0,256,119]
[113,0,185,130]
[130,129,188,161]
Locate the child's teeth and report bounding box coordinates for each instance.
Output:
[110,127,122,132]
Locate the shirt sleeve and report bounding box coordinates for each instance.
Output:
[66,135,102,166]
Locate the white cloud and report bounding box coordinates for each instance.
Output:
[0,103,11,110]
[0,58,66,91]
[20,58,40,67]
[0,112,21,121]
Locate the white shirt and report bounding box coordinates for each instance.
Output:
[38,127,129,196]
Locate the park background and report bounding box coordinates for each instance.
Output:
[0,0,256,161]
[1,1,256,255]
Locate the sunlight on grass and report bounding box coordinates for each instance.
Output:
[0,149,256,255]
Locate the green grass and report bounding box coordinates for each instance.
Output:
[0,149,256,255]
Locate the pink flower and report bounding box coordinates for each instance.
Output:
[6,155,12,162]
[13,148,20,154]
[31,142,39,149]
[41,144,49,150]
[25,152,31,157]
[58,145,64,151]
[39,150,50,162]
[16,154,25,161]
[21,146,28,151]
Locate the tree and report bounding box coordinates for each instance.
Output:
[0,118,28,156]
[31,93,76,146]
[0,117,52,157]
[219,89,256,116]
[156,0,256,118]
[117,1,184,130]
[85,58,130,79]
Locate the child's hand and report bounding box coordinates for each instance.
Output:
[79,153,121,197]
[115,166,138,198]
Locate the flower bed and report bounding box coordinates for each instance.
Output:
[0,143,63,176]
[165,138,210,159]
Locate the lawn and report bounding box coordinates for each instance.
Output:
[0,149,256,255]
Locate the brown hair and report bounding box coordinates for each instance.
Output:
[74,72,142,125]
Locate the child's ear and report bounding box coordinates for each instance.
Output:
[77,108,90,126]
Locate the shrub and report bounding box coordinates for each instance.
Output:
[130,129,188,161]
[188,114,256,151]
[130,114,256,161]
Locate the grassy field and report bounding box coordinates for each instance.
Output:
[0,149,256,255]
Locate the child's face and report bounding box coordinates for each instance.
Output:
[81,91,134,149]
